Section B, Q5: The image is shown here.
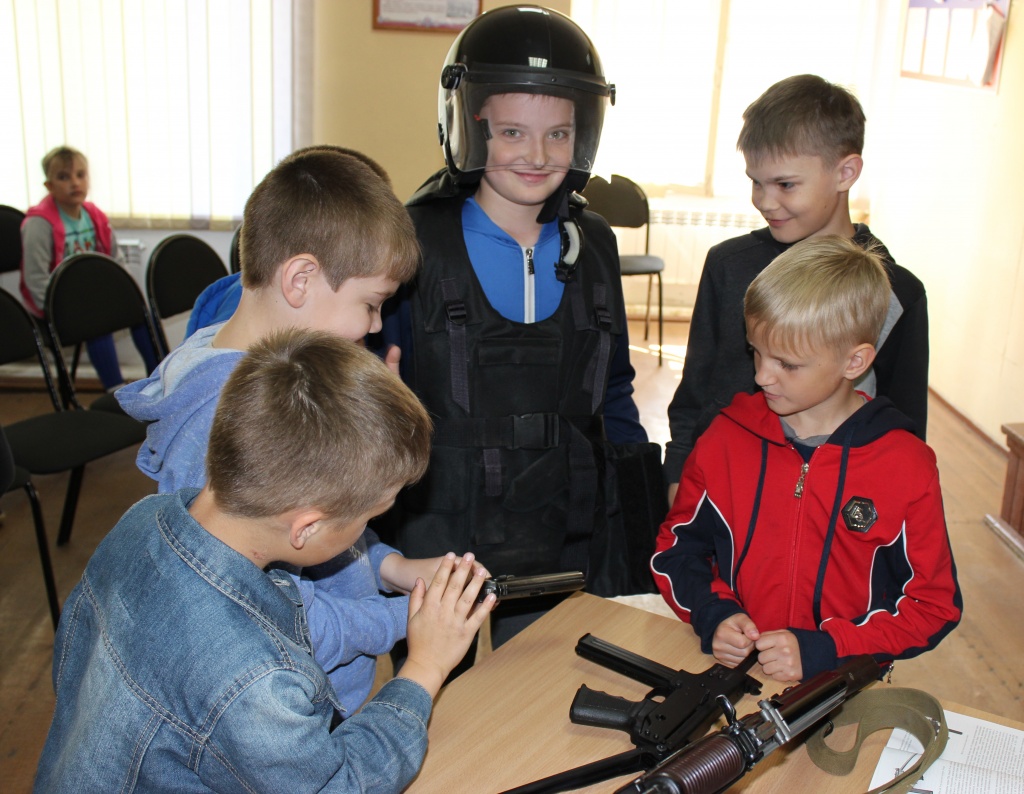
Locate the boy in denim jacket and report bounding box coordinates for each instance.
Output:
[116,148,480,715]
[36,329,495,793]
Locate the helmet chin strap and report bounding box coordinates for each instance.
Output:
[541,173,587,283]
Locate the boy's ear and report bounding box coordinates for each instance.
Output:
[835,153,863,192]
[843,343,876,381]
[280,254,322,309]
[288,509,330,550]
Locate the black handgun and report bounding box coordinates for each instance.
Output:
[478,571,586,602]
[500,634,762,794]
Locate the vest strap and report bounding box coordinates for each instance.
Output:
[483,447,503,497]
[432,414,604,449]
[440,278,470,413]
[588,283,612,414]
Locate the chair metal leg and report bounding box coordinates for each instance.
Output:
[56,466,85,546]
[643,275,654,340]
[70,342,82,382]
[23,481,62,630]
[656,272,663,366]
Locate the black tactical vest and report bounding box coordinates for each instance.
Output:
[381,178,625,580]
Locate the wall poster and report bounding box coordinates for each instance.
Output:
[373,0,481,32]
[901,0,1010,90]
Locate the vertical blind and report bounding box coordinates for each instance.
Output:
[1,0,308,229]
[571,0,882,202]
[571,0,724,194]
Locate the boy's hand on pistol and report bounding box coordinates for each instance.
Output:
[399,553,495,697]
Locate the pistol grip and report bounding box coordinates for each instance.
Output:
[571,684,645,733]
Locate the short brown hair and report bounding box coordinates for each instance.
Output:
[289,145,393,187]
[737,75,865,167]
[744,235,890,358]
[239,148,420,290]
[42,146,87,180]
[206,328,432,522]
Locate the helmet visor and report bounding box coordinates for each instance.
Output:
[443,77,609,180]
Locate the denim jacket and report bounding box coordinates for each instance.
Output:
[116,326,410,711]
[35,490,432,793]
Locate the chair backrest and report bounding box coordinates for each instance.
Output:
[0,287,62,409]
[0,205,26,274]
[146,233,228,321]
[46,253,156,347]
[229,224,242,274]
[582,175,652,230]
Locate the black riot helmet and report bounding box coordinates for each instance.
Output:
[438,6,615,218]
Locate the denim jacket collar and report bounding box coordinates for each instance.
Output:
[163,488,314,655]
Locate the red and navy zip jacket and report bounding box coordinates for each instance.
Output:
[651,391,962,680]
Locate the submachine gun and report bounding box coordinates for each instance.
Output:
[500,634,763,794]
[614,654,882,794]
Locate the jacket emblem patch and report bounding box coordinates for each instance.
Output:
[842,496,877,533]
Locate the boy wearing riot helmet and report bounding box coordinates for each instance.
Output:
[378,5,651,647]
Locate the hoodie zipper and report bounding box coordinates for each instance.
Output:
[523,246,536,323]
[794,462,809,498]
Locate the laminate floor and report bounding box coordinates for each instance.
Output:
[1,320,1021,792]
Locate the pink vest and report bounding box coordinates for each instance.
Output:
[19,195,114,316]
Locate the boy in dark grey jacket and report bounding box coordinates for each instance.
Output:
[664,74,928,497]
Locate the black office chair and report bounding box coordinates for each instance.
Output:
[0,204,25,275]
[145,233,227,357]
[1,425,61,630]
[45,253,162,415]
[0,287,147,551]
[229,224,242,274]
[583,175,665,365]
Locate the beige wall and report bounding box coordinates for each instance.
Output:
[869,1,1023,445]
[312,1,571,201]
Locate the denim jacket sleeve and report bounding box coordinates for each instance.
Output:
[200,675,432,793]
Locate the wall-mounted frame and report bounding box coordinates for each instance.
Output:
[373,0,480,32]
[901,0,1010,90]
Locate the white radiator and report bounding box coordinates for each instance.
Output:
[612,205,763,310]
[117,238,148,283]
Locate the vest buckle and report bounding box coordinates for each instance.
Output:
[512,413,559,449]
[445,299,467,325]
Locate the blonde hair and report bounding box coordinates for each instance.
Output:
[744,235,890,357]
[206,328,432,522]
[737,75,865,168]
[240,148,420,290]
[42,146,87,180]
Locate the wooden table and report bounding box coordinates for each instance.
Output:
[408,592,1024,793]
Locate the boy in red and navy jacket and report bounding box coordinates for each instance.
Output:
[652,235,961,683]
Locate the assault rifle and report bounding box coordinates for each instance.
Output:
[614,654,882,794]
[500,634,763,794]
